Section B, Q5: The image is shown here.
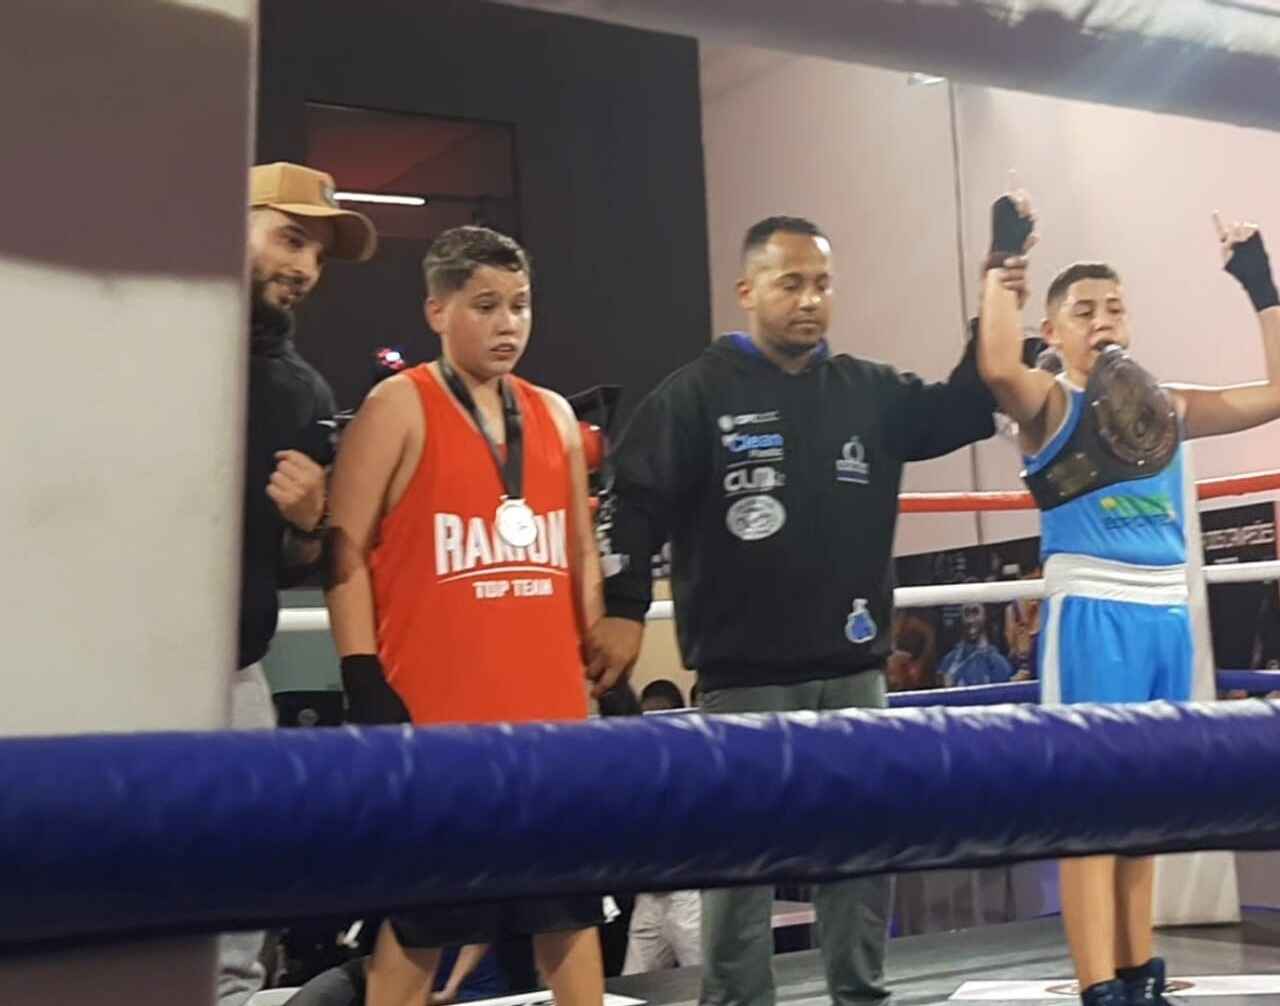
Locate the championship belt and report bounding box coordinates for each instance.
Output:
[1088,345,1178,469]
[1024,346,1178,510]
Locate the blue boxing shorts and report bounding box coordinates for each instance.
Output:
[1039,554,1193,705]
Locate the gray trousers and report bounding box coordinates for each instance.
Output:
[699,672,892,1006]
[218,663,278,1006]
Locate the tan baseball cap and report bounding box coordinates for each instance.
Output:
[250,162,378,262]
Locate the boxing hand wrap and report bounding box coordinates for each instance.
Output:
[986,195,1033,269]
[341,654,411,725]
[1225,232,1280,313]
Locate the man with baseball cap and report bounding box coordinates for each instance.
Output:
[221,162,376,1006]
[250,161,378,263]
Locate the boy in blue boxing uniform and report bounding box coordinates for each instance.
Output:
[978,189,1280,1006]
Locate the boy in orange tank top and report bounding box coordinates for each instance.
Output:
[326,227,605,1006]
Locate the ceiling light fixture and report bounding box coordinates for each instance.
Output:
[334,191,427,206]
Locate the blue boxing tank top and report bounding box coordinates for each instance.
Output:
[1024,378,1187,567]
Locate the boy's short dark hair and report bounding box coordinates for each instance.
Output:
[1046,262,1120,312]
[422,226,530,297]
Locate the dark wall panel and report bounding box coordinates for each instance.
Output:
[258,0,711,418]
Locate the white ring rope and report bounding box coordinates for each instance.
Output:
[277,559,1280,631]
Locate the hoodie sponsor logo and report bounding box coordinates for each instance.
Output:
[726,494,786,541]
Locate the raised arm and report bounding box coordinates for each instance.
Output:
[1170,217,1280,440]
[976,192,1066,454]
[883,319,997,463]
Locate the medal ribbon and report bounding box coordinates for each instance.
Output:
[439,357,524,501]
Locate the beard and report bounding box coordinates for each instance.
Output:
[773,336,816,357]
[766,317,826,355]
[249,272,296,338]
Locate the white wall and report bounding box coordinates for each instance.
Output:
[0,0,256,1001]
[701,48,1280,557]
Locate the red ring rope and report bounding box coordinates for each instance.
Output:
[899,469,1280,513]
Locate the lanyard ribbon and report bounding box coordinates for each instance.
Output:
[439,357,524,500]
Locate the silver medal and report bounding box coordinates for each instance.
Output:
[495,498,538,548]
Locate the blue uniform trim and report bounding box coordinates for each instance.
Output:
[727,331,831,367]
[1023,380,1082,476]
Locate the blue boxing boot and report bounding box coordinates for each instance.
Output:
[1118,958,1167,1005]
[1081,979,1129,1006]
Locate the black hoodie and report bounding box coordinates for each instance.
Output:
[239,314,336,670]
[602,331,995,690]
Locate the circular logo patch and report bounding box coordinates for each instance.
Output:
[718,415,735,433]
[726,494,786,541]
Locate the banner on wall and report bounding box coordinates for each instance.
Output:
[890,501,1278,692]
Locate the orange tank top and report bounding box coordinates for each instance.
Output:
[371,365,587,725]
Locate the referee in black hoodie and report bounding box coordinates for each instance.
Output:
[586,217,1026,1006]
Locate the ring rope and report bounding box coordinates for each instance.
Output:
[899,469,1280,513]
[278,559,1280,633]
[885,671,1280,709]
[3,701,1280,950]
[280,470,1280,632]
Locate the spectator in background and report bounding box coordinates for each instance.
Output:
[623,888,703,977]
[640,679,686,712]
[598,682,643,717]
[595,681,642,975]
[938,603,1013,688]
[625,673,704,973]
[886,615,935,692]
[283,943,505,1006]
[1251,581,1280,670]
[598,680,701,975]
[1246,581,1280,699]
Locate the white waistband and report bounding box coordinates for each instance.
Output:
[1043,553,1189,605]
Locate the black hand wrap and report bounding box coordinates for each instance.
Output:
[1225,232,1279,313]
[989,195,1033,262]
[341,654,411,725]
